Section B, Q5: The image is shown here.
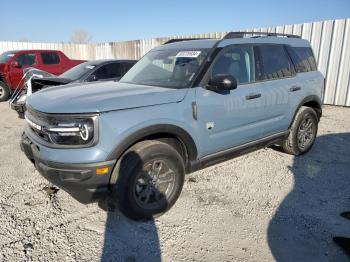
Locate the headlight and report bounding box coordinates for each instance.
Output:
[44,117,97,146]
[17,94,27,104]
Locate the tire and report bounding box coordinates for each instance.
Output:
[282,106,318,155]
[111,140,185,220]
[0,81,10,102]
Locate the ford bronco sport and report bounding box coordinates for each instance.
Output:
[21,32,324,220]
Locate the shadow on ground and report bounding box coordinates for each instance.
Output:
[99,151,163,262]
[100,208,160,262]
[268,133,350,261]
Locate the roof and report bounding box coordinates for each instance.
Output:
[4,49,62,53]
[155,35,310,52]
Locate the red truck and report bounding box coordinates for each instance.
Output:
[0,50,85,101]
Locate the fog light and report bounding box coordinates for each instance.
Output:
[96,167,109,175]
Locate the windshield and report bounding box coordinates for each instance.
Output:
[0,51,16,63]
[120,49,209,88]
[60,61,96,80]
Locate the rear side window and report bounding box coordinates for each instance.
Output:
[16,53,36,66]
[41,52,60,65]
[257,45,293,80]
[286,46,317,73]
[94,63,123,80]
[211,45,256,84]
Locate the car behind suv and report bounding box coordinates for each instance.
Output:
[0,50,85,101]
[11,59,136,118]
[21,32,324,220]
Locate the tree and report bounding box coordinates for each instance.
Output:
[70,29,92,44]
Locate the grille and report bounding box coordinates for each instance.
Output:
[25,106,52,143]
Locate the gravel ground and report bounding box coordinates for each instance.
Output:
[0,103,349,262]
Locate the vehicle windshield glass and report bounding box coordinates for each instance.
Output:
[60,61,96,80]
[0,51,16,63]
[120,49,209,88]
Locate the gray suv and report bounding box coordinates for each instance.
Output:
[21,32,324,220]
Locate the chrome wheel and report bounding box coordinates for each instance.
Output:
[0,86,3,98]
[134,159,176,210]
[297,117,315,150]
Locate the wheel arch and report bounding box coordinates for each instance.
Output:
[107,124,198,170]
[290,95,322,128]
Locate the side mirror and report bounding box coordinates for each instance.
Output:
[11,61,21,68]
[86,74,97,82]
[207,74,237,91]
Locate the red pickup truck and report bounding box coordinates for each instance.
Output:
[0,50,85,101]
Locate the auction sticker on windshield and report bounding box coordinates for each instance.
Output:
[176,51,201,58]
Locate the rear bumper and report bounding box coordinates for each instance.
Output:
[11,102,25,119]
[20,133,115,204]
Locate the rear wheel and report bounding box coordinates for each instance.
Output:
[111,140,185,220]
[282,106,318,155]
[0,81,10,102]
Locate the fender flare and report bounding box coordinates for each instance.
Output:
[289,95,322,128]
[106,124,198,163]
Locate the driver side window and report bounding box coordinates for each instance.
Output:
[211,45,255,84]
[16,53,36,67]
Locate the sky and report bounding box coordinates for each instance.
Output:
[0,0,349,43]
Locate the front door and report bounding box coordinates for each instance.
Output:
[195,44,292,157]
[9,53,37,89]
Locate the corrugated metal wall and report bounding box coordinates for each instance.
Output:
[0,18,349,106]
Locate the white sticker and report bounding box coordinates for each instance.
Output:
[176,51,201,58]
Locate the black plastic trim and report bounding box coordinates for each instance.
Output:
[290,95,323,127]
[224,32,301,39]
[106,124,198,163]
[189,131,289,172]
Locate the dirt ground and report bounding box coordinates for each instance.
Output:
[0,102,349,262]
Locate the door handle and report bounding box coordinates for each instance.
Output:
[245,93,261,100]
[290,86,301,92]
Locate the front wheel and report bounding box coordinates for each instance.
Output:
[282,106,318,155]
[111,140,185,220]
[0,81,10,102]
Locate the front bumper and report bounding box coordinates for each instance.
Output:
[20,133,116,203]
[11,102,26,119]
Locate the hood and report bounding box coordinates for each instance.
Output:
[26,81,188,114]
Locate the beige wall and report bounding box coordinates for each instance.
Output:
[0,18,349,106]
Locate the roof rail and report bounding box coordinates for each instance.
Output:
[162,31,301,45]
[163,38,213,45]
[223,31,301,39]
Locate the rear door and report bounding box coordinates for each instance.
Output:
[253,44,297,130]
[285,45,322,115]
[195,44,293,156]
[38,52,62,75]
